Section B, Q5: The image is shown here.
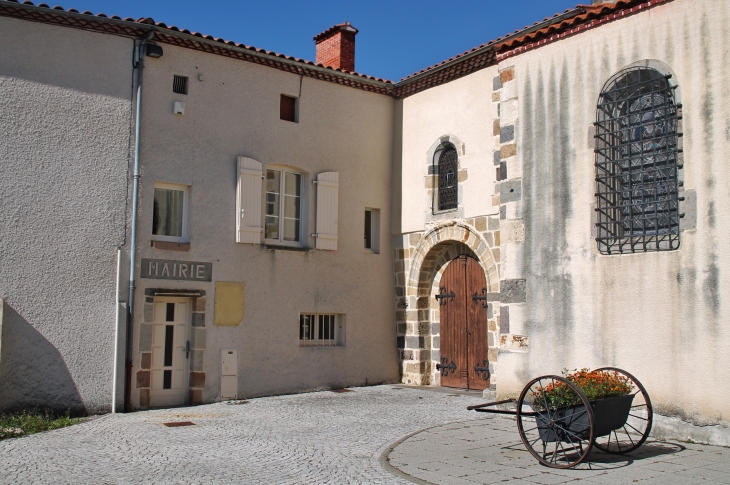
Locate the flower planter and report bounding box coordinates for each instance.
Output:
[537,394,635,442]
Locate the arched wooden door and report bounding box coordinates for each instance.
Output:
[437,255,490,390]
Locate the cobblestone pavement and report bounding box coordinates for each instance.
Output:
[0,386,484,484]
[1,386,728,484]
[386,417,730,485]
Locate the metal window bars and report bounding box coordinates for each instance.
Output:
[437,146,458,211]
[595,67,683,254]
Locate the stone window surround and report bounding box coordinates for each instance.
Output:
[136,288,207,408]
[425,135,467,222]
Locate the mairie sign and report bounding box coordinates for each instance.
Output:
[141,258,212,282]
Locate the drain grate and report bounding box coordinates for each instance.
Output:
[163,421,195,427]
[330,388,353,393]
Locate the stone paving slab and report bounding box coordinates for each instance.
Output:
[385,416,730,485]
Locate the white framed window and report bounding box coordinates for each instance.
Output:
[152,182,189,242]
[299,314,345,347]
[265,168,302,245]
[364,208,380,253]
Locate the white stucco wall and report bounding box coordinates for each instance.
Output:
[0,17,133,413]
[498,0,730,427]
[133,43,398,404]
[397,67,500,234]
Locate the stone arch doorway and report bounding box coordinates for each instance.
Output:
[395,221,500,391]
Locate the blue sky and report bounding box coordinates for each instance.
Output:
[50,1,579,81]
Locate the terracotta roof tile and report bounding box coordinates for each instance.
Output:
[0,0,672,96]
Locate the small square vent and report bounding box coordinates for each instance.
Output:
[173,75,188,95]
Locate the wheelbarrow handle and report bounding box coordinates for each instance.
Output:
[466,398,515,411]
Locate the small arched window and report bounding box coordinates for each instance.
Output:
[437,146,458,211]
[595,67,681,254]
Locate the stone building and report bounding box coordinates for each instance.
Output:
[1,0,728,445]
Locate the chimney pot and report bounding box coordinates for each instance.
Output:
[314,22,358,72]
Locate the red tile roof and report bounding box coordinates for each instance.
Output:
[0,0,674,98]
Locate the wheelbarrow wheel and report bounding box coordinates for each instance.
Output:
[592,367,653,454]
[517,375,594,469]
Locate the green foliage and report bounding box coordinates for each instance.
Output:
[0,409,79,440]
[532,369,634,410]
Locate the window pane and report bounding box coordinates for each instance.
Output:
[283,194,300,219]
[265,216,279,239]
[282,217,299,242]
[266,170,281,194]
[153,188,184,237]
[300,315,311,340]
[284,172,301,196]
[265,192,280,216]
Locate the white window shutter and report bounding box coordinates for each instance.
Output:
[236,157,263,244]
[315,172,339,250]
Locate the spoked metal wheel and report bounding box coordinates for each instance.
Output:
[592,367,653,454]
[517,375,595,468]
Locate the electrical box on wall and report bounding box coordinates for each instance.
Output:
[221,349,238,400]
[173,101,185,115]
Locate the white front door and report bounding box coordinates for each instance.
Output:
[149,298,190,407]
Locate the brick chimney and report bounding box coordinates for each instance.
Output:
[313,22,358,72]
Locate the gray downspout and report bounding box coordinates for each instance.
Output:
[125,30,154,412]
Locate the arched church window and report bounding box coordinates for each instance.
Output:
[595,67,682,254]
[437,146,458,211]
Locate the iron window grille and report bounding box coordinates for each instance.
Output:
[435,146,458,212]
[299,314,343,346]
[594,67,683,255]
[173,75,188,95]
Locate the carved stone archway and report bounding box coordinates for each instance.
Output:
[394,220,501,389]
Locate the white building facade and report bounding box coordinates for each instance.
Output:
[1,0,728,445]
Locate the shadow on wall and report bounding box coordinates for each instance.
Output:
[0,302,85,416]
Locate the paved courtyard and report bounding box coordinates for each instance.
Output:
[0,385,728,484]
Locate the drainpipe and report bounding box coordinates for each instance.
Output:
[124,30,155,412]
[112,247,121,413]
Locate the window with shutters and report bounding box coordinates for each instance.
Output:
[152,182,189,243]
[299,313,345,346]
[265,168,302,244]
[595,66,682,254]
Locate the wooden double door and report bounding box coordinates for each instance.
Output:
[438,255,490,390]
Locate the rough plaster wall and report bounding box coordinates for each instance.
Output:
[133,43,397,404]
[502,0,730,425]
[0,17,133,414]
[399,68,500,233]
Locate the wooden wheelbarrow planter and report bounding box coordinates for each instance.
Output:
[467,367,653,468]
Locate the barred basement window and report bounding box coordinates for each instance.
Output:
[299,314,345,346]
[595,67,682,255]
[173,75,188,95]
[437,146,458,211]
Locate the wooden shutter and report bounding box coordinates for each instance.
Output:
[315,172,339,250]
[236,157,263,244]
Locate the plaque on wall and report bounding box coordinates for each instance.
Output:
[141,258,212,282]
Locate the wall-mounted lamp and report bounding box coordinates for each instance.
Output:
[145,43,163,58]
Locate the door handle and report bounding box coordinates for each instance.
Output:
[185,340,190,359]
